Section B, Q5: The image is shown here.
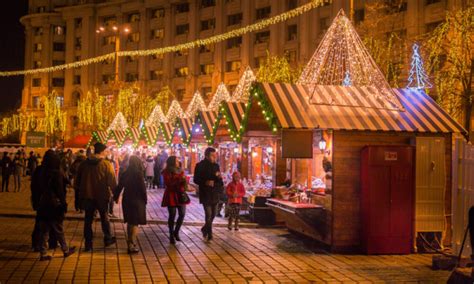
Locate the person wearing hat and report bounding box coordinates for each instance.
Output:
[226,171,246,231]
[75,142,117,251]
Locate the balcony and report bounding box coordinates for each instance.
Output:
[199,52,214,63]
[174,55,188,67]
[226,48,240,60]
[225,0,241,13]
[255,0,270,9]
[149,59,163,70]
[175,12,189,25]
[254,42,269,54]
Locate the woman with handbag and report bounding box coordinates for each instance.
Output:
[162,156,190,244]
[114,155,147,254]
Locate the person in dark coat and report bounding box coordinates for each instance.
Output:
[162,156,189,244]
[27,151,38,177]
[193,147,223,241]
[30,150,75,261]
[1,152,12,192]
[114,155,147,254]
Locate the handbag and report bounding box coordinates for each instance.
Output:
[178,191,190,204]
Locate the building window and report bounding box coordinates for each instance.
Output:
[228,13,243,26]
[175,67,189,77]
[32,96,40,108]
[255,31,270,44]
[201,18,216,31]
[53,42,65,51]
[426,0,441,5]
[426,21,443,33]
[175,49,189,57]
[320,17,330,32]
[150,70,163,80]
[201,0,215,8]
[75,18,82,29]
[52,78,65,87]
[102,74,114,84]
[288,0,298,10]
[32,78,41,87]
[75,56,81,62]
[287,25,297,41]
[176,3,190,14]
[255,56,265,68]
[199,44,215,53]
[226,60,241,72]
[285,50,297,63]
[128,13,140,23]
[128,33,140,43]
[151,28,165,39]
[200,64,214,75]
[72,91,81,106]
[126,55,137,62]
[54,26,65,35]
[256,6,271,20]
[34,43,42,52]
[103,35,116,45]
[125,73,138,82]
[37,6,46,13]
[152,53,164,60]
[53,60,65,66]
[226,37,242,49]
[201,87,212,100]
[72,116,79,128]
[56,96,64,107]
[103,16,117,27]
[34,27,43,36]
[75,37,82,50]
[176,24,189,35]
[152,8,165,18]
[228,84,237,94]
[73,75,81,85]
[176,89,185,101]
[354,9,365,24]
[34,61,42,69]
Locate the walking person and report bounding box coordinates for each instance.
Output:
[75,143,117,252]
[27,151,38,177]
[193,148,223,241]
[106,152,118,218]
[13,153,23,192]
[226,172,246,231]
[1,152,12,192]
[145,156,155,189]
[71,150,86,212]
[162,156,190,244]
[31,150,75,261]
[113,156,147,254]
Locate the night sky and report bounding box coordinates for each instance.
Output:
[0,0,28,113]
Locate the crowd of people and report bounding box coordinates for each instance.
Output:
[1,149,40,192]
[10,142,246,261]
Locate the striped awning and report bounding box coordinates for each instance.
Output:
[160,122,175,142]
[128,127,142,143]
[198,111,220,137]
[94,130,110,144]
[259,83,466,134]
[110,130,129,145]
[222,102,248,133]
[178,118,194,143]
[142,126,160,145]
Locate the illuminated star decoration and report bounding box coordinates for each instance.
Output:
[107,112,129,131]
[231,66,256,102]
[298,9,403,110]
[342,70,352,86]
[208,82,231,111]
[185,91,208,119]
[145,105,167,126]
[166,100,185,124]
[406,43,432,90]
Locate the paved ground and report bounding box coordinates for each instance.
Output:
[0,177,452,283]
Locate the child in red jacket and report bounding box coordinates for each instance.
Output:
[226,171,246,230]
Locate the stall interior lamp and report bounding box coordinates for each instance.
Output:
[252,151,258,157]
[318,138,327,153]
[266,147,273,154]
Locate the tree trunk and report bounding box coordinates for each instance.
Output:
[464,60,474,141]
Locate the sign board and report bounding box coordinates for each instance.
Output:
[26,132,46,148]
[384,151,398,161]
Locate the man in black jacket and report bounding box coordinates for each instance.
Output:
[194,147,223,241]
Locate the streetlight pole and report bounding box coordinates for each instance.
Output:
[96,25,130,83]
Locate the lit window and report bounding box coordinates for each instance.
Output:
[201,18,216,31]
[103,16,117,27]
[56,96,64,107]
[152,53,164,60]
[199,44,214,53]
[151,28,164,39]
[152,8,165,18]
[103,36,116,45]
[54,26,65,35]
[128,33,140,43]
[128,13,140,23]
[34,27,43,36]
[34,43,42,52]
[228,13,243,26]
[34,61,42,68]
[255,31,270,44]
[150,70,163,80]
[176,24,189,35]
[201,87,212,99]
[285,50,297,63]
[175,67,189,77]
[175,49,189,57]
[226,60,241,72]
[32,96,40,108]
[200,64,214,75]
[256,6,271,20]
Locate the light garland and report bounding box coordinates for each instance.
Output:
[208,83,231,111]
[0,0,326,77]
[231,66,256,102]
[298,9,403,110]
[107,112,129,132]
[166,100,185,124]
[406,43,432,90]
[343,70,352,86]
[185,91,207,118]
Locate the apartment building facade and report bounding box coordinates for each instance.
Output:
[19,0,469,140]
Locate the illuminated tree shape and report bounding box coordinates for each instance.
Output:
[343,70,352,86]
[166,100,185,123]
[145,105,167,126]
[108,112,129,131]
[407,43,432,90]
[231,66,256,102]
[298,9,403,110]
[208,82,231,111]
[185,91,208,118]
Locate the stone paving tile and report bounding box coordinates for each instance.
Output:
[0,217,450,283]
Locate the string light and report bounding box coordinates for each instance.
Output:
[166,100,185,124]
[0,0,326,77]
[298,9,403,111]
[107,112,129,131]
[145,105,167,126]
[406,43,432,90]
[231,66,256,102]
[185,91,207,118]
[208,83,231,111]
